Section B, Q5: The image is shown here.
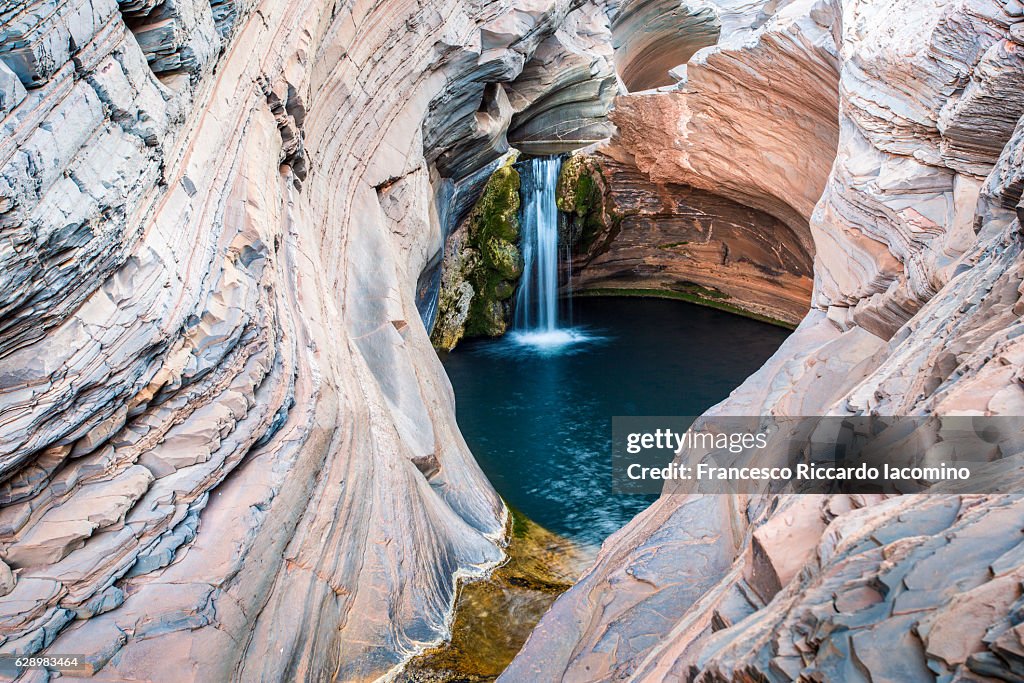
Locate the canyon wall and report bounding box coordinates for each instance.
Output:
[428,0,830,346]
[2,0,1023,681]
[0,0,612,680]
[505,0,1024,680]
[558,153,813,325]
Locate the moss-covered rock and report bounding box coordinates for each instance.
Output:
[472,164,521,242]
[463,160,522,338]
[556,153,610,255]
[465,296,507,338]
[483,238,522,280]
[430,227,480,351]
[399,508,593,682]
[431,158,523,350]
[491,280,515,300]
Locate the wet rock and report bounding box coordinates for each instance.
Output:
[432,159,523,349]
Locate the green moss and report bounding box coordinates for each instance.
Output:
[465,296,506,338]
[573,287,797,329]
[431,325,463,353]
[671,281,731,300]
[483,238,522,280]
[398,507,593,682]
[556,154,609,256]
[491,280,515,301]
[430,157,526,349]
[461,160,524,339]
[471,165,521,243]
[555,154,583,214]
[574,173,598,216]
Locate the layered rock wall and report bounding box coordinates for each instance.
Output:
[505,0,1024,680]
[606,0,841,245]
[3,0,1024,680]
[559,153,813,325]
[611,0,720,91]
[507,3,619,154]
[0,0,613,680]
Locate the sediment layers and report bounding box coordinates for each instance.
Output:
[506,0,1024,680]
[611,0,720,91]
[559,153,813,325]
[3,0,1024,680]
[0,0,614,680]
[605,0,841,247]
[506,3,618,155]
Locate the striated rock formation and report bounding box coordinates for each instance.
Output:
[606,0,841,247]
[0,0,615,680]
[558,153,813,325]
[611,0,720,91]
[422,1,616,180]
[507,2,619,155]
[505,0,1024,680]
[3,0,1024,680]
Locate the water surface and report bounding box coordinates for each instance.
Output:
[441,296,790,546]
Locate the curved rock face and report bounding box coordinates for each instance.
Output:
[3,0,1024,681]
[607,0,841,247]
[560,153,813,325]
[556,0,830,326]
[506,3,619,154]
[504,0,1024,680]
[611,0,720,91]
[0,1,614,680]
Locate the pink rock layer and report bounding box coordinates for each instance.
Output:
[504,0,1024,680]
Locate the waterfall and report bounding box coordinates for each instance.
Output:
[514,156,564,332]
[506,155,596,353]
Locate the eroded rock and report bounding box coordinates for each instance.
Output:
[504,0,1024,681]
[0,0,616,678]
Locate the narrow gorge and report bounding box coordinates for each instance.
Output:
[0,0,1022,682]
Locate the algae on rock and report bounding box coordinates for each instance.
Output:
[432,161,524,350]
[399,509,593,682]
[556,153,613,257]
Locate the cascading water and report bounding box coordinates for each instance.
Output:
[510,156,590,351]
[514,156,563,332]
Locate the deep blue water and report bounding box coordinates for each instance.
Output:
[441,297,790,546]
